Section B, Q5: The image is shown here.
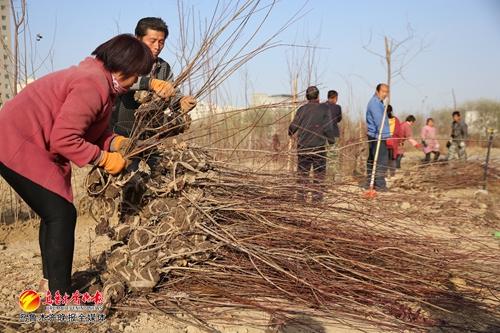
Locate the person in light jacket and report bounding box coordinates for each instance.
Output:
[421,118,440,163]
[0,34,154,296]
[365,83,390,190]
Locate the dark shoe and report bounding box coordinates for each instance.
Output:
[376,186,388,192]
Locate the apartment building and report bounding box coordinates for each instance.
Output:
[0,0,12,105]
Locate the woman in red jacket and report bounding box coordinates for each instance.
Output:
[0,34,153,296]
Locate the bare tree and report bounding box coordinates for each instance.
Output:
[9,0,26,95]
[451,88,457,110]
[1,0,56,98]
[285,39,325,171]
[363,24,428,103]
[1,0,55,221]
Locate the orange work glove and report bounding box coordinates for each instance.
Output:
[180,95,197,112]
[98,151,126,175]
[110,135,130,152]
[149,79,175,99]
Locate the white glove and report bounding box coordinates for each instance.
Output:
[459,142,466,148]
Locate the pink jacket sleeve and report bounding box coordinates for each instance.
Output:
[49,78,106,167]
[95,128,116,152]
[420,126,427,141]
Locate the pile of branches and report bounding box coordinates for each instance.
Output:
[82,1,499,329]
[392,160,500,192]
[83,101,499,331]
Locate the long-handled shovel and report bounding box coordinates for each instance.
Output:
[364,102,388,199]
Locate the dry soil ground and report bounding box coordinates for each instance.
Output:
[0,149,498,333]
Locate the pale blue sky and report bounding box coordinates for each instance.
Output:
[21,0,500,117]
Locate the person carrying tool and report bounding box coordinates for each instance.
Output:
[421,118,440,163]
[0,34,154,296]
[289,86,336,202]
[365,83,390,191]
[447,111,468,160]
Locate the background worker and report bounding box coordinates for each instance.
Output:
[289,86,336,202]
[323,90,342,178]
[385,105,402,177]
[365,83,390,191]
[447,111,468,160]
[421,118,440,163]
[398,115,422,166]
[0,34,153,296]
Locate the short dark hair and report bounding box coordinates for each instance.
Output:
[406,115,416,122]
[387,104,393,118]
[426,117,434,124]
[327,90,338,99]
[306,86,319,100]
[135,17,169,38]
[92,34,154,77]
[452,111,461,117]
[376,83,388,92]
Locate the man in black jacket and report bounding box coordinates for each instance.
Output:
[110,17,197,137]
[110,18,198,218]
[324,90,342,138]
[323,90,342,178]
[289,86,336,202]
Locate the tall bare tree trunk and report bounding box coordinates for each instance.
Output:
[287,76,298,172]
[452,88,457,110]
[10,0,26,96]
[384,36,392,104]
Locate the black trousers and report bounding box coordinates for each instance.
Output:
[387,148,396,176]
[366,136,388,189]
[396,154,402,169]
[120,153,161,218]
[424,151,440,163]
[0,163,76,295]
[297,148,326,201]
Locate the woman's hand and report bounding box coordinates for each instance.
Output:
[150,79,175,99]
[98,151,126,175]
